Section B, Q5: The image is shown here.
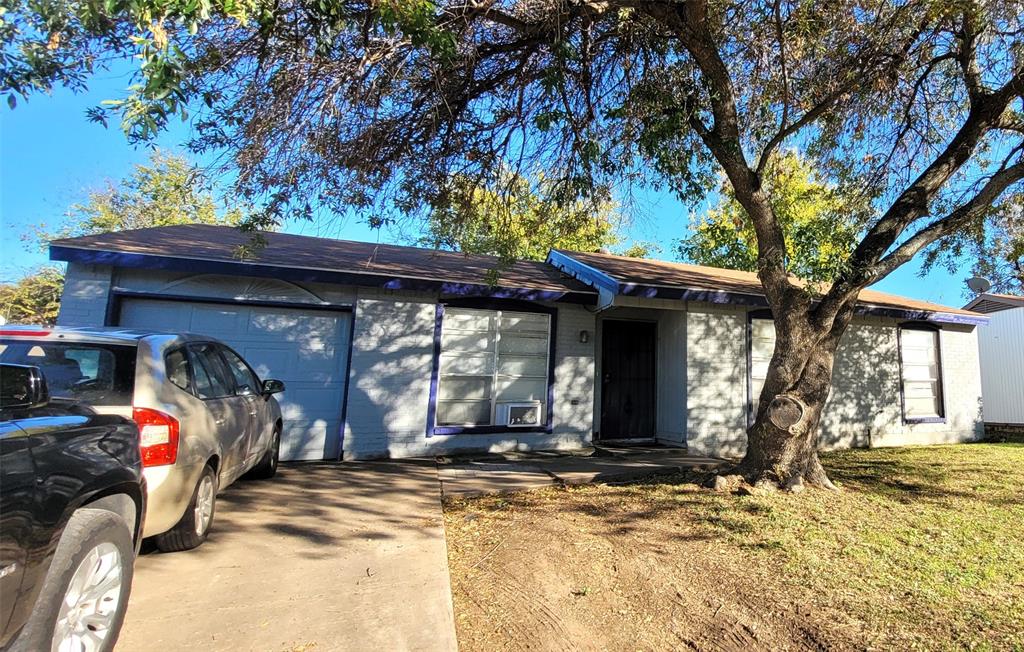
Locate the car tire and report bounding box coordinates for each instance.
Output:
[246,426,280,480]
[153,464,218,553]
[9,508,134,652]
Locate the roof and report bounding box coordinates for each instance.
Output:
[963,293,1024,314]
[550,249,987,324]
[50,224,598,303]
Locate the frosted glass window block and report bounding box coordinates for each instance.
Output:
[436,307,551,427]
[437,400,492,426]
[899,327,943,419]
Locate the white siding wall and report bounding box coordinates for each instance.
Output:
[976,307,1024,425]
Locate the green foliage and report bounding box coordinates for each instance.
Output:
[420,172,620,261]
[0,266,63,326]
[679,153,866,283]
[1,0,257,139]
[36,150,244,244]
[617,242,660,259]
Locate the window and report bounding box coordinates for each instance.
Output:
[749,317,775,416]
[220,346,261,396]
[435,307,551,428]
[165,348,191,393]
[899,326,944,421]
[0,340,136,405]
[188,343,235,400]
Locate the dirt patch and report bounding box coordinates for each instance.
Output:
[444,444,1024,651]
[445,487,855,651]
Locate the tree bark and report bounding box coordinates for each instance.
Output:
[735,302,856,490]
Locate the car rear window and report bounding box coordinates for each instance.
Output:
[0,340,137,406]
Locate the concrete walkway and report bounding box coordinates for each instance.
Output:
[118,462,457,652]
[437,447,725,498]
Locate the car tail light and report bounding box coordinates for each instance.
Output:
[133,407,179,467]
[0,329,51,337]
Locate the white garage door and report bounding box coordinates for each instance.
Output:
[119,298,351,461]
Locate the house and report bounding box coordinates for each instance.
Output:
[962,293,1024,432]
[50,224,987,461]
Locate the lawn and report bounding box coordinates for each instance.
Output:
[443,444,1024,651]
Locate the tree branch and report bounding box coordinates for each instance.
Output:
[847,66,1024,279]
[873,158,1024,278]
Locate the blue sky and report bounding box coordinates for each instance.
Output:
[0,70,976,309]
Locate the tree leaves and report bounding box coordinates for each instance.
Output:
[679,152,865,284]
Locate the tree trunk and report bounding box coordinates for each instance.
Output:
[735,306,855,490]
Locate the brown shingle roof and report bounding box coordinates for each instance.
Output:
[50,224,596,297]
[557,249,983,319]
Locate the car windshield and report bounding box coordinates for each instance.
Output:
[0,339,137,406]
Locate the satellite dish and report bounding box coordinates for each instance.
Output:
[967,276,992,294]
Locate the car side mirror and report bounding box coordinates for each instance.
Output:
[261,379,285,395]
[1,364,50,410]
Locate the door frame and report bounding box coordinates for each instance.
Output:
[595,317,658,442]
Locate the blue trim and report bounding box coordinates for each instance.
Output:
[432,425,551,436]
[51,245,598,305]
[337,305,358,460]
[547,250,620,295]
[425,304,445,438]
[425,298,557,437]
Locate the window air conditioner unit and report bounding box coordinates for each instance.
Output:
[496,401,542,427]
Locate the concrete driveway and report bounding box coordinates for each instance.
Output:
[118,462,458,652]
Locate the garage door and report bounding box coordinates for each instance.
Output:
[119,298,351,461]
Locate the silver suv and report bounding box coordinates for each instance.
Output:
[0,326,284,552]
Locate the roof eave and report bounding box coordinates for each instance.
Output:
[547,251,988,325]
[51,245,598,305]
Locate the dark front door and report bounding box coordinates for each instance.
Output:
[599,320,656,440]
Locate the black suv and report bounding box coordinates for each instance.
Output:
[0,363,145,652]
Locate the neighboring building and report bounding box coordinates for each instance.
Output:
[962,293,1024,429]
[50,224,987,461]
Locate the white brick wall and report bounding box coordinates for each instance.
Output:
[56,263,113,327]
[681,309,983,457]
[685,305,748,457]
[342,292,596,460]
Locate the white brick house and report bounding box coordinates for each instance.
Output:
[50,225,986,461]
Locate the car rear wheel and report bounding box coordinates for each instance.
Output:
[10,508,133,652]
[246,426,280,480]
[153,464,218,553]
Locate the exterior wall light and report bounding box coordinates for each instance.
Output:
[579,330,590,344]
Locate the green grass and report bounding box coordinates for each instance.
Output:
[659,444,1024,649]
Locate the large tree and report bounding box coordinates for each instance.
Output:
[34,151,245,243]
[680,152,867,284]
[0,267,63,326]
[421,171,620,261]
[4,0,1023,488]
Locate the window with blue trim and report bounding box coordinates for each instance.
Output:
[436,308,551,427]
[899,326,945,421]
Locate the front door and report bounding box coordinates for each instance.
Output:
[599,320,656,440]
